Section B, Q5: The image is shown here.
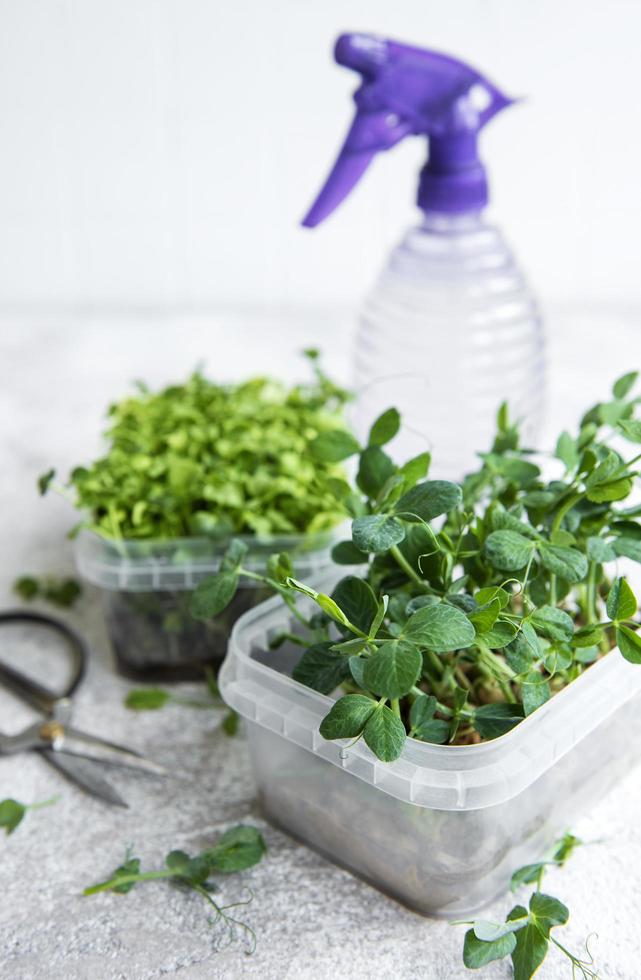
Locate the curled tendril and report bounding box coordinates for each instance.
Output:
[551,932,599,980]
[195,884,257,954]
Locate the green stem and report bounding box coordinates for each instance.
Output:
[425,649,445,678]
[241,569,312,627]
[586,561,597,624]
[551,491,582,534]
[26,796,59,812]
[170,697,217,709]
[520,552,535,599]
[84,869,175,896]
[390,546,431,592]
[391,698,401,718]
[454,665,472,691]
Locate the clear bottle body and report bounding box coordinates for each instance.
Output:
[352,212,545,479]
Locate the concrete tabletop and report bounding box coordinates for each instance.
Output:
[1,310,640,980]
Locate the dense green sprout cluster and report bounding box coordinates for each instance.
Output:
[198,372,641,758]
[46,352,352,540]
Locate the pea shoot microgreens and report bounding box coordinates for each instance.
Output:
[84,825,266,952]
[40,350,351,540]
[0,796,58,835]
[13,575,82,608]
[459,833,599,979]
[124,669,239,734]
[194,373,641,759]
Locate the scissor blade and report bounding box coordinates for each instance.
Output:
[61,728,166,776]
[42,749,128,808]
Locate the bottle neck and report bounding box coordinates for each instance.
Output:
[419,210,486,233]
[417,133,488,214]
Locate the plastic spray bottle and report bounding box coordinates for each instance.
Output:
[303,33,544,478]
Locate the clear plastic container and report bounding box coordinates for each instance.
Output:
[220,588,641,917]
[352,213,545,478]
[74,528,340,681]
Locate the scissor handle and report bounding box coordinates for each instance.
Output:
[0,610,88,714]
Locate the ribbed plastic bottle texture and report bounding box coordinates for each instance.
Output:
[352,212,545,480]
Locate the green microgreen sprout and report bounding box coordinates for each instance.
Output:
[193,372,641,761]
[457,832,599,978]
[83,825,266,952]
[40,351,352,541]
[0,796,59,835]
[124,668,238,734]
[13,575,82,608]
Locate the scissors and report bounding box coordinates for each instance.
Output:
[0,609,165,808]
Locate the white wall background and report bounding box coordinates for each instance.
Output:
[0,0,639,312]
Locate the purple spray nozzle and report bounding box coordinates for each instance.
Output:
[302,33,516,226]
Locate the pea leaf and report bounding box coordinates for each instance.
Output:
[125,688,170,711]
[510,921,549,980]
[530,605,574,643]
[475,586,510,609]
[613,371,638,398]
[479,620,518,649]
[352,514,406,553]
[618,419,641,443]
[574,624,604,648]
[190,570,239,620]
[266,551,293,583]
[13,576,39,600]
[292,643,351,694]
[363,705,406,761]
[331,540,368,565]
[586,477,633,503]
[606,576,637,621]
[222,710,239,736]
[484,530,536,571]
[357,446,396,498]
[221,539,249,572]
[409,695,449,744]
[529,891,569,936]
[395,480,462,522]
[474,917,528,941]
[363,640,422,699]
[0,799,26,835]
[555,431,578,472]
[368,407,400,447]
[469,598,501,633]
[202,825,267,873]
[409,693,438,729]
[310,429,361,462]
[404,603,476,652]
[369,595,389,639]
[463,929,517,969]
[399,452,431,486]
[474,703,525,739]
[331,576,378,634]
[316,594,351,627]
[319,694,377,740]
[521,671,550,716]
[37,468,56,495]
[586,536,616,563]
[510,862,546,891]
[348,655,367,687]
[612,536,641,563]
[505,631,537,674]
[110,856,143,893]
[617,625,641,664]
[538,543,588,583]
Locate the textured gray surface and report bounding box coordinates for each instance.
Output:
[2,312,641,980]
